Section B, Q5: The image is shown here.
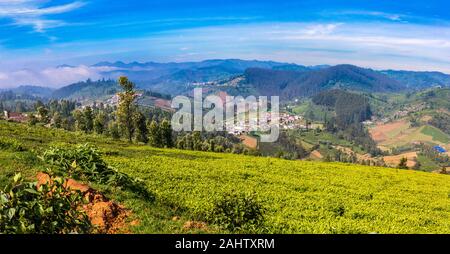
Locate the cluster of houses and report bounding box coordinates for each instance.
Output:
[105,93,143,106]
[373,103,428,124]
[226,112,304,136]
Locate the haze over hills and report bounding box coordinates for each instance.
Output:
[3,59,450,101]
[380,70,450,89]
[2,86,55,98]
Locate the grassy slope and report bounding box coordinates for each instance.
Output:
[421,125,450,144]
[1,121,450,233]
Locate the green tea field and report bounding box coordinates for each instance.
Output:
[1,120,450,233]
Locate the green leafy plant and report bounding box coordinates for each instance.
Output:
[41,144,152,199]
[0,137,25,152]
[208,191,266,233]
[0,173,91,234]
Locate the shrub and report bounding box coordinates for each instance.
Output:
[41,144,152,199]
[0,173,91,234]
[0,137,25,152]
[209,191,266,232]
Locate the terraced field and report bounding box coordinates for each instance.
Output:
[370,119,450,150]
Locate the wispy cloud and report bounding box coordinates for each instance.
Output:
[336,10,404,21]
[3,20,450,88]
[0,0,86,32]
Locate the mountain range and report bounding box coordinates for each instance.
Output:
[4,59,450,101]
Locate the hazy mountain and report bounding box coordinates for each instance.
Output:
[48,59,450,102]
[381,70,450,89]
[51,79,118,100]
[10,85,55,98]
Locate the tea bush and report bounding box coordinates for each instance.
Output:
[0,173,91,234]
[41,144,152,199]
[209,191,266,232]
[0,137,25,152]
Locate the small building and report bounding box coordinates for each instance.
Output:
[3,111,29,123]
[433,146,447,153]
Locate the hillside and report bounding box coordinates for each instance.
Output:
[33,60,450,103]
[240,64,404,99]
[382,70,450,89]
[51,79,119,100]
[10,86,55,98]
[1,120,450,233]
[58,60,407,98]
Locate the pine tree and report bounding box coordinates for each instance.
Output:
[34,100,44,111]
[108,121,121,140]
[160,119,173,148]
[73,110,85,132]
[133,112,148,143]
[94,111,108,134]
[37,106,49,123]
[117,76,137,142]
[15,102,25,113]
[52,112,62,128]
[83,106,94,133]
[28,114,38,126]
[148,120,162,147]
[398,157,408,169]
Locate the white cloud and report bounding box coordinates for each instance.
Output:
[0,65,101,88]
[0,72,8,80]
[335,10,404,21]
[303,23,342,35]
[2,21,450,88]
[0,0,85,32]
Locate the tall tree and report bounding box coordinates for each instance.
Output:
[133,112,148,143]
[148,120,161,147]
[15,102,26,113]
[73,110,85,132]
[52,112,62,128]
[37,106,49,123]
[160,119,173,148]
[94,111,108,134]
[83,106,94,133]
[108,121,121,140]
[117,76,137,142]
[34,100,44,111]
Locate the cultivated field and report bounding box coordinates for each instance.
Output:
[1,121,450,233]
[370,119,450,150]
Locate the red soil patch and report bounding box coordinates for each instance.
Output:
[36,172,131,234]
[310,150,323,159]
[370,120,409,142]
[383,152,418,168]
[240,134,258,149]
[370,131,387,142]
[154,98,173,111]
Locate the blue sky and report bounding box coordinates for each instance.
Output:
[1,0,450,87]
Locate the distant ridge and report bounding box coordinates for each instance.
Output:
[38,59,450,100]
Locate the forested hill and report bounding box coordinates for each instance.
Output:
[11,60,450,102]
[242,64,404,99]
[381,70,450,89]
[51,79,119,100]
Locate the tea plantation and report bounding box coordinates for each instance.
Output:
[1,121,450,233]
